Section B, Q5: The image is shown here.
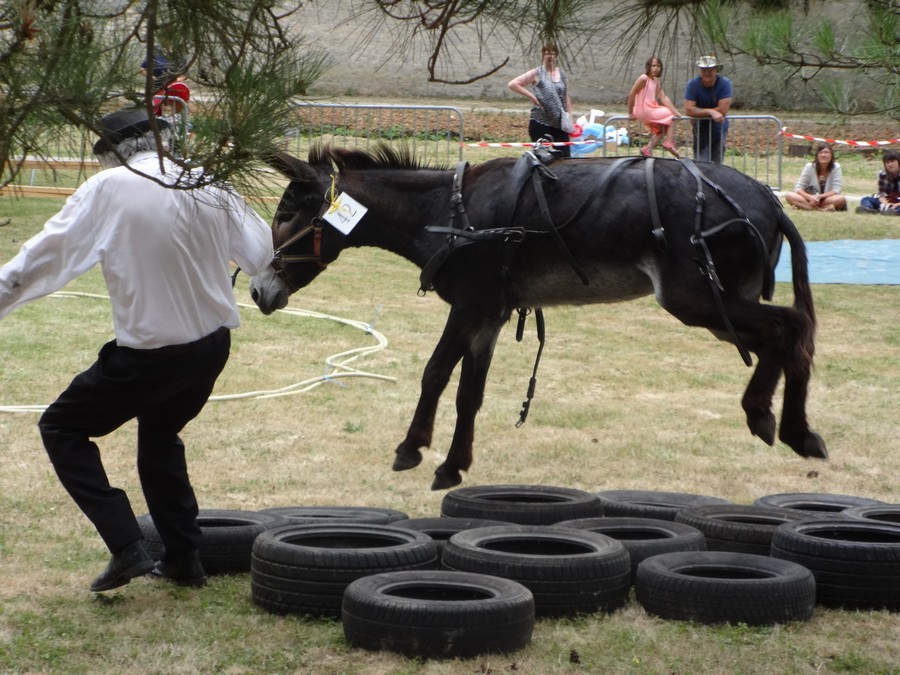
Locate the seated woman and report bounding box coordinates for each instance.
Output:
[627,55,681,158]
[783,143,847,212]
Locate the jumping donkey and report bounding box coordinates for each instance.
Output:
[250,146,827,490]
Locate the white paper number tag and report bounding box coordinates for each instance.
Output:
[322,192,368,235]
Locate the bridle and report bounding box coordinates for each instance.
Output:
[268,173,340,292]
[269,218,326,293]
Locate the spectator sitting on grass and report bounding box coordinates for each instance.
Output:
[783,142,847,212]
[856,149,900,215]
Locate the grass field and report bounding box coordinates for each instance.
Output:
[0,181,898,673]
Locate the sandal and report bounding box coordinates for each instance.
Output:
[640,146,652,158]
[662,141,680,158]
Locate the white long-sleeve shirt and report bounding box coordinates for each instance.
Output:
[0,151,273,348]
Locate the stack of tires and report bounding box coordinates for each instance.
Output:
[143,488,897,660]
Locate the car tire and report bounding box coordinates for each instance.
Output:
[838,504,900,526]
[770,519,900,611]
[259,505,408,525]
[595,490,731,520]
[440,484,604,524]
[391,517,508,563]
[341,570,535,658]
[752,492,884,516]
[137,509,289,575]
[251,523,438,617]
[635,551,816,625]
[556,517,706,580]
[441,525,631,618]
[674,504,809,555]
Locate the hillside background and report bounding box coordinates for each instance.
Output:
[295,1,891,121]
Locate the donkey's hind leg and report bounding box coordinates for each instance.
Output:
[727,300,827,459]
[777,327,827,459]
[741,349,782,445]
[661,289,824,459]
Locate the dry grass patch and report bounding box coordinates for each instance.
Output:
[1,193,898,673]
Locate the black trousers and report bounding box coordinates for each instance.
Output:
[692,121,727,163]
[38,327,230,556]
[528,119,571,158]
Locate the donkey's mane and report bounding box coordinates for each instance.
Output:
[307,144,447,172]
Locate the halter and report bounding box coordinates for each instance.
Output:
[268,173,340,292]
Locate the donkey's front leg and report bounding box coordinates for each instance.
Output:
[432,319,503,490]
[393,309,468,472]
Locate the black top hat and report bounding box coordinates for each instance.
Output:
[92,108,170,155]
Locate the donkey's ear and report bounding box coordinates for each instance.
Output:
[263,151,318,182]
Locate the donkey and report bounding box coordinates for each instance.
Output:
[250,146,827,489]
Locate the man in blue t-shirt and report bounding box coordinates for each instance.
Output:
[684,55,733,163]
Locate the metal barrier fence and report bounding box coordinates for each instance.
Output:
[596,114,784,190]
[283,102,465,166]
[7,105,784,192]
[10,100,191,190]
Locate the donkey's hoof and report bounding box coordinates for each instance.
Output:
[393,448,423,471]
[747,411,777,446]
[431,467,462,491]
[805,433,828,460]
[783,430,828,460]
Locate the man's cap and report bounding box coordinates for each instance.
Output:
[92,108,170,155]
[140,53,171,78]
[696,55,722,69]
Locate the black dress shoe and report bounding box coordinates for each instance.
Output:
[90,540,155,593]
[149,551,207,587]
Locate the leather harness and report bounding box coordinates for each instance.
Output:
[254,149,771,425]
[418,150,766,424]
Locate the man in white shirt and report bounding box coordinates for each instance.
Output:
[0,108,274,592]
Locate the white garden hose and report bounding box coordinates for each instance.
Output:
[0,292,395,413]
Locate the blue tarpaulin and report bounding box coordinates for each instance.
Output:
[774,239,900,285]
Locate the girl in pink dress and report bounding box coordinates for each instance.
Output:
[627,55,682,158]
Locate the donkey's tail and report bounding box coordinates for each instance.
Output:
[778,209,816,354]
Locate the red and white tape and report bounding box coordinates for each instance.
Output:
[780,127,899,147]
[464,139,597,148]
[466,129,900,149]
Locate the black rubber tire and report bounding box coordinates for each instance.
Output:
[770,519,900,611]
[556,517,706,579]
[674,505,809,555]
[391,517,508,562]
[259,505,409,525]
[441,525,631,618]
[752,492,884,515]
[137,509,289,575]
[595,490,732,521]
[440,484,604,525]
[840,504,900,526]
[251,523,438,617]
[341,570,535,658]
[635,551,816,625]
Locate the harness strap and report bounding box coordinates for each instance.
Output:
[516,307,546,427]
[681,161,775,296]
[680,158,753,367]
[447,160,472,232]
[644,158,667,249]
[425,226,524,243]
[530,168,590,286]
[495,150,556,230]
[419,161,471,293]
